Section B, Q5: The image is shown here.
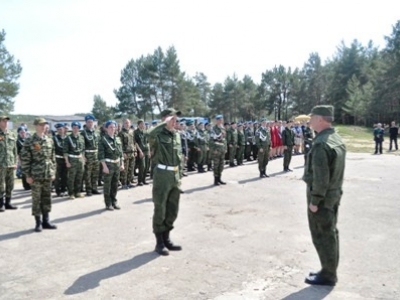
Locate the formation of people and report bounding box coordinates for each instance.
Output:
[0,104,345,287]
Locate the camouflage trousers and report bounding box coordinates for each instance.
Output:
[137,153,150,184]
[283,146,293,169]
[31,178,52,216]
[84,159,99,192]
[236,145,245,165]
[212,146,225,177]
[55,158,68,195]
[152,167,180,234]
[229,144,237,164]
[67,158,84,196]
[103,162,120,207]
[258,145,270,172]
[197,145,207,167]
[188,147,197,170]
[307,186,340,281]
[121,153,135,185]
[0,167,14,198]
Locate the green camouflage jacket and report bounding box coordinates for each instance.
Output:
[0,129,17,168]
[21,133,55,179]
[98,134,123,163]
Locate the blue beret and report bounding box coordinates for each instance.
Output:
[186,120,194,126]
[205,122,209,126]
[215,115,223,120]
[71,121,81,129]
[17,126,27,133]
[105,120,117,128]
[64,123,69,126]
[85,114,95,121]
[145,122,149,126]
[54,123,64,129]
[152,120,157,125]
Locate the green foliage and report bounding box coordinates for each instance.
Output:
[91,95,115,124]
[0,29,22,114]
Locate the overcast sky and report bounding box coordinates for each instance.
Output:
[1,0,399,115]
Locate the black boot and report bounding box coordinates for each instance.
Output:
[5,197,17,210]
[214,177,220,186]
[154,233,169,256]
[0,197,4,212]
[260,171,266,178]
[42,213,57,229]
[207,164,212,171]
[162,231,182,251]
[34,216,42,232]
[218,177,226,185]
[263,171,270,178]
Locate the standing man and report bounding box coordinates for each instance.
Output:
[82,114,101,196]
[16,126,31,190]
[236,123,245,166]
[388,121,398,151]
[252,121,259,161]
[118,118,136,189]
[373,123,384,154]
[245,121,254,161]
[0,115,17,211]
[196,122,207,173]
[303,105,346,286]
[98,120,124,210]
[205,122,212,171]
[135,119,150,186]
[303,121,314,165]
[255,119,271,178]
[210,115,227,186]
[227,122,238,167]
[53,123,68,197]
[149,109,182,256]
[64,121,85,199]
[186,120,198,172]
[21,117,57,232]
[282,120,295,172]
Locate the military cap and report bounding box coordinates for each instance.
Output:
[160,108,182,118]
[54,123,65,129]
[215,115,223,120]
[238,123,243,127]
[186,120,194,126]
[85,114,96,121]
[105,120,117,128]
[137,119,144,124]
[230,121,236,125]
[17,126,27,133]
[71,121,81,128]
[33,117,48,125]
[247,121,253,125]
[310,105,334,117]
[224,122,229,126]
[0,115,10,121]
[260,118,267,122]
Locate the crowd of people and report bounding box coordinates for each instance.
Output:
[373,121,399,154]
[1,105,346,287]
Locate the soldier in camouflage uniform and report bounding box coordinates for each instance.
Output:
[196,122,207,173]
[118,119,136,189]
[64,121,85,199]
[282,120,295,172]
[205,122,212,171]
[82,114,101,196]
[99,120,124,210]
[227,122,238,167]
[186,120,198,172]
[210,115,227,186]
[236,123,245,165]
[0,115,18,211]
[244,122,255,161]
[255,119,271,178]
[16,126,31,190]
[53,123,67,196]
[135,119,150,186]
[303,105,346,286]
[303,121,314,165]
[149,109,182,256]
[21,117,57,232]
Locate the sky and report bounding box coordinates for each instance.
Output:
[1,0,399,115]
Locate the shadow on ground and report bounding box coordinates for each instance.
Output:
[64,251,158,295]
[281,286,334,300]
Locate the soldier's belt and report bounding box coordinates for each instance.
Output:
[85,150,98,153]
[55,155,64,159]
[214,142,224,145]
[68,154,82,158]
[105,158,120,164]
[157,164,179,172]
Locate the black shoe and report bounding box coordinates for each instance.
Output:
[214,177,220,186]
[163,231,182,251]
[137,182,143,186]
[182,173,188,176]
[180,190,185,194]
[86,192,93,197]
[0,197,5,212]
[34,216,42,232]
[264,172,270,178]
[5,197,17,210]
[105,206,114,211]
[154,233,169,256]
[42,213,57,229]
[229,163,236,167]
[143,181,149,185]
[287,168,293,172]
[98,181,103,187]
[112,204,121,210]
[92,190,101,195]
[128,184,135,188]
[260,172,266,178]
[305,274,336,286]
[218,177,226,185]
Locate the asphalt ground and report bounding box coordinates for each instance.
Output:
[0,153,399,300]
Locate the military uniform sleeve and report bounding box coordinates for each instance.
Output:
[50,139,56,175]
[63,136,70,157]
[21,138,32,178]
[310,143,331,206]
[98,137,105,162]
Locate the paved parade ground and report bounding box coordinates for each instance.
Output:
[0,153,399,300]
